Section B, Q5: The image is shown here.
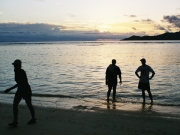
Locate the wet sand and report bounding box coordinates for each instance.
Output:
[0,102,180,135]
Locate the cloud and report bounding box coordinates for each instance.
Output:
[0,23,128,41]
[0,12,2,14]
[132,27,136,30]
[124,15,137,18]
[154,25,166,31]
[166,25,174,31]
[141,19,154,23]
[130,15,137,18]
[133,19,154,24]
[127,31,146,36]
[68,14,75,17]
[0,23,65,34]
[163,15,180,28]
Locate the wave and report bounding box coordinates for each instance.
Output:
[0,92,73,98]
[0,42,56,45]
[1,92,180,107]
[119,100,180,107]
[33,93,73,98]
[1,41,180,46]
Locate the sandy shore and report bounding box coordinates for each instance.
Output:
[0,103,180,135]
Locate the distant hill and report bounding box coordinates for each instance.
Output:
[122,31,180,40]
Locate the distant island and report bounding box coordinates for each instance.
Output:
[122,31,180,40]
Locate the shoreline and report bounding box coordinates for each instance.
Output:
[0,102,180,135]
[1,93,180,116]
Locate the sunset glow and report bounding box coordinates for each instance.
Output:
[0,0,180,40]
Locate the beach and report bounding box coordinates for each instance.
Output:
[0,102,180,135]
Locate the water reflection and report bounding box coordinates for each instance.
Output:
[141,103,153,112]
[107,100,116,109]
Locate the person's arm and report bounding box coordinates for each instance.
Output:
[135,67,140,78]
[119,74,122,85]
[105,68,109,85]
[4,84,18,93]
[135,71,140,78]
[118,67,122,85]
[149,71,155,80]
[149,67,155,80]
[105,74,108,85]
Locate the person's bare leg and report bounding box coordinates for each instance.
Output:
[147,89,153,104]
[107,85,112,100]
[26,97,36,124]
[113,85,117,101]
[13,95,22,123]
[142,89,145,103]
[8,95,22,127]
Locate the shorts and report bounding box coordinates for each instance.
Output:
[16,85,32,99]
[13,92,32,106]
[138,82,150,90]
[107,80,117,86]
[15,92,31,100]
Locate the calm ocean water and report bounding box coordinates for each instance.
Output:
[0,41,180,113]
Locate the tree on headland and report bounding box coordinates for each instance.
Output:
[122,31,180,40]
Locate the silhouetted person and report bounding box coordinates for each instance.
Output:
[135,58,155,104]
[4,59,36,127]
[106,59,122,101]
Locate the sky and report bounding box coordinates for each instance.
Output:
[0,0,180,41]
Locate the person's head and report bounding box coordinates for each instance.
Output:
[112,59,116,65]
[140,58,146,65]
[12,59,22,69]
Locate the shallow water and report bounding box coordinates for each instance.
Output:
[0,41,180,114]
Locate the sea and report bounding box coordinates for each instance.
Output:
[0,41,180,115]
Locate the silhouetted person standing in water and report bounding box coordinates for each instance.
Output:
[135,58,155,104]
[106,59,122,101]
[4,59,36,127]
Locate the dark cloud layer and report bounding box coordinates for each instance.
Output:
[163,15,180,28]
[0,23,128,41]
[0,23,65,33]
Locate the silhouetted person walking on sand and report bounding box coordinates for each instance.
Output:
[4,59,36,127]
[106,59,122,101]
[135,58,155,103]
